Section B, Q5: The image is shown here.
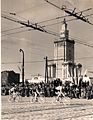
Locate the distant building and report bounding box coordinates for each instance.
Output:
[1,70,20,86]
[47,19,83,84]
[48,63,56,79]
[54,19,75,80]
[28,75,45,83]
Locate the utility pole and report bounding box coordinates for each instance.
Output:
[19,49,24,87]
[44,56,48,83]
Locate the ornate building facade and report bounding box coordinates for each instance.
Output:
[54,19,75,80]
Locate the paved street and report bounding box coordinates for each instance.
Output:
[1,96,93,120]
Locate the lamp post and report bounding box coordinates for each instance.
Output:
[44,56,48,83]
[19,49,24,87]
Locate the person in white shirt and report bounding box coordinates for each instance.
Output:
[56,85,65,101]
[9,85,17,102]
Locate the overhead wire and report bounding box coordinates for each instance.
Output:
[38,14,70,24]
[2,35,54,55]
[1,1,59,35]
[1,29,34,37]
[2,35,54,49]
[2,13,60,37]
[2,10,28,22]
[14,2,48,14]
[1,44,53,58]
[2,0,93,35]
[1,44,52,56]
[2,7,93,37]
[43,0,93,25]
[2,16,93,50]
[1,60,44,65]
[1,26,25,33]
[2,3,93,49]
[1,11,70,26]
[40,13,93,28]
[75,56,93,60]
[9,7,93,25]
[2,13,93,37]
[1,27,59,37]
[2,55,93,65]
[70,36,93,48]
[2,12,93,38]
[2,1,93,75]
[1,11,93,35]
[1,0,56,24]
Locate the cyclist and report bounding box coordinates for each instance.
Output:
[56,85,65,102]
[9,85,18,102]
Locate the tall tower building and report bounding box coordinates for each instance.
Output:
[54,19,75,80]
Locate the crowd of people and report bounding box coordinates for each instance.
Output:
[1,78,93,102]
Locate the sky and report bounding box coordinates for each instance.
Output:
[1,0,93,79]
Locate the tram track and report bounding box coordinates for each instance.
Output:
[2,102,93,115]
[2,105,93,120]
[63,113,93,119]
[2,96,93,120]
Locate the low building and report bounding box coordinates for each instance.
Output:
[1,70,20,86]
[28,75,45,83]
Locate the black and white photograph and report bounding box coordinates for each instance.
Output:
[1,0,93,120]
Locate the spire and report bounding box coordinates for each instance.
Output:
[60,18,69,39]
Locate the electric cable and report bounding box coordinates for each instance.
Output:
[44,0,93,25]
[1,60,44,65]
[70,36,93,48]
[1,26,25,33]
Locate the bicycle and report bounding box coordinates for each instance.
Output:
[8,91,21,102]
[30,91,45,103]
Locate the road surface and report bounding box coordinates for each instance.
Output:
[1,96,93,120]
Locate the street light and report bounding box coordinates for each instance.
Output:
[19,49,24,86]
